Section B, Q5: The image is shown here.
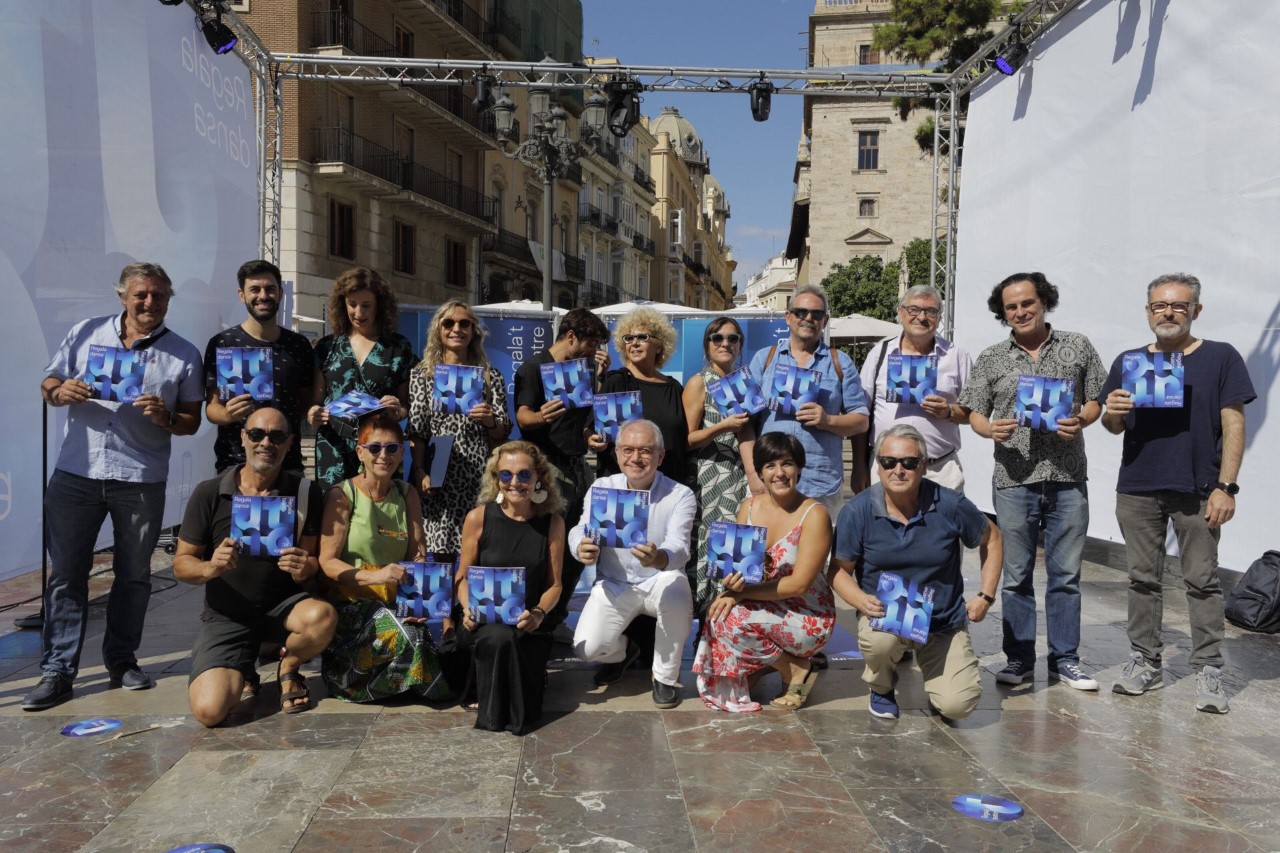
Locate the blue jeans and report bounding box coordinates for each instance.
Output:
[41,469,167,679]
[993,481,1088,669]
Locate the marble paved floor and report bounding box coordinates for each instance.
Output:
[0,545,1277,852]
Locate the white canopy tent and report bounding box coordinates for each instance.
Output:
[829,313,900,344]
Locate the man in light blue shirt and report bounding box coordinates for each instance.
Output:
[23,263,204,711]
[749,284,870,521]
[569,419,697,708]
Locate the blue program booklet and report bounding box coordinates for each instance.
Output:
[84,344,146,403]
[868,571,935,643]
[705,521,767,583]
[467,566,526,625]
[1122,351,1184,408]
[433,363,485,415]
[230,495,296,557]
[325,389,388,439]
[1014,375,1075,432]
[586,486,650,549]
[215,346,274,402]
[593,391,643,442]
[396,561,453,620]
[885,354,938,405]
[540,357,595,409]
[706,366,768,416]
[770,363,821,415]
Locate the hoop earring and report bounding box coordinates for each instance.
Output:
[530,481,547,504]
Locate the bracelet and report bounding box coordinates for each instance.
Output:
[977,592,995,604]
[167,409,178,429]
[530,607,546,620]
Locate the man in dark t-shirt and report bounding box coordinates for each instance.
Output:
[173,407,334,726]
[1099,273,1255,714]
[203,259,316,473]
[515,308,610,626]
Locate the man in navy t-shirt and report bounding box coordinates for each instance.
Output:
[1099,272,1255,714]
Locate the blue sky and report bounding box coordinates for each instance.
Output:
[582,0,813,293]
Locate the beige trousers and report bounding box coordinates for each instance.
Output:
[857,613,981,720]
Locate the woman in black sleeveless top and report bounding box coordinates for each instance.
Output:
[456,441,565,734]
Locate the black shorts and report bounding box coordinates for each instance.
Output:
[188,593,312,684]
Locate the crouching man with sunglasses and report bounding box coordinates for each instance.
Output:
[173,407,335,725]
[829,425,1002,721]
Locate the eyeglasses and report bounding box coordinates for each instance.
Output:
[709,333,742,345]
[497,469,535,484]
[788,307,828,322]
[1147,301,1194,314]
[618,446,656,459]
[359,442,403,456]
[441,317,474,331]
[877,455,923,471]
[902,306,941,319]
[622,332,652,344]
[244,428,289,445]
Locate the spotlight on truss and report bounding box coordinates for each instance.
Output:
[199,6,237,55]
[995,37,1028,75]
[472,74,494,112]
[604,78,643,138]
[748,76,774,122]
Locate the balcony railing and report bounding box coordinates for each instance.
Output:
[602,212,619,235]
[404,82,497,136]
[561,162,583,186]
[430,0,497,48]
[632,164,656,193]
[565,256,585,281]
[578,280,605,305]
[604,284,621,305]
[401,160,495,221]
[482,228,534,264]
[632,234,656,255]
[578,203,603,227]
[597,144,621,168]
[309,10,397,56]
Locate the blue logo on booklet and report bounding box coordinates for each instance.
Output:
[61,718,122,737]
[85,344,146,402]
[231,496,296,557]
[540,357,594,408]
[167,845,236,853]
[467,567,525,625]
[951,794,1024,822]
[587,487,650,549]
[706,521,767,583]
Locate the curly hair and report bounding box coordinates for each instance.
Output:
[613,306,678,369]
[987,272,1058,325]
[475,440,563,516]
[418,299,489,375]
[327,267,400,338]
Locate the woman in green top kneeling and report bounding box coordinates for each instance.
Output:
[318,413,449,702]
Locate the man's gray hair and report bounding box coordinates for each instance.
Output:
[791,283,828,311]
[618,418,664,451]
[898,284,942,309]
[115,262,175,298]
[1146,273,1201,303]
[874,423,929,464]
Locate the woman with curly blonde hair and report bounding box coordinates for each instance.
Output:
[407,300,510,568]
[455,441,564,733]
[595,306,690,485]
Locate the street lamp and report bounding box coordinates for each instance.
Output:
[491,78,612,310]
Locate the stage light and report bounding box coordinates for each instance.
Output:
[748,77,774,122]
[995,38,1028,75]
[471,74,494,112]
[201,12,237,55]
[157,0,185,5]
[604,79,643,139]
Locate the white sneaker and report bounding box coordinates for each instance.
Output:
[1050,661,1098,691]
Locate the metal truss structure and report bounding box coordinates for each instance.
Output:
[191,0,1083,316]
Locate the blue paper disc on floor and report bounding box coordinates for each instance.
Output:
[951,794,1024,822]
[59,718,122,737]
[167,845,235,853]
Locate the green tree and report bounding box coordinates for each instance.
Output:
[901,237,944,294]
[821,256,899,321]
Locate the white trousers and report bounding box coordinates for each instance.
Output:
[573,571,693,687]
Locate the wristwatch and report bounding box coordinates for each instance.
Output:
[1214,481,1240,496]
[977,592,996,604]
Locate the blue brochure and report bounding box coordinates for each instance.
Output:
[1122,351,1184,408]
[216,346,274,401]
[705,521,767,583]
[586,486,650,549]
[952,794,1024,822]
[885,354,938,404]
[868,571,934,643]
[324,390,388,439]
[467,566,526,625]
[397,561,453,620]
[706,366,768,416]
[540,357,595,409]
[593,391,643,442]
[230,495,296,557]
[433,363,484,415]
[771,363,820,415]
[84,344,146,402]
[1014,375,1075,432]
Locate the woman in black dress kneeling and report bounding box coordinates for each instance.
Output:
[456,440,564,734]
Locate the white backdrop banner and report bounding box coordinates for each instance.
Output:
[953,0,1280,570]
[0,2,258,580]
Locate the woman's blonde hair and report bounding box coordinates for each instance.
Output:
[613,306,678,369]
[418,299,488,374]
[475,441,563,516]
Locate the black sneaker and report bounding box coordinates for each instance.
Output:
[107,663,154,691]
[651,679,680,709]
[22,673,73,711]
[593,639,641,686]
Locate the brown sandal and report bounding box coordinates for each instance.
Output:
[278,669,311,714]
[770,664,818,710]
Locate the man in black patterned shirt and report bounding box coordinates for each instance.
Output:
[958,272,1106,692]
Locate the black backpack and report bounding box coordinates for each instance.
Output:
[1225,550,1280,633]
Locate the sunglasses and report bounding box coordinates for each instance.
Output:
[243,428,289,445]
[789,307,828,322]
[709,333,741,345]
[442,317,474,331]
[622,332,652,344]
[877,455,923,471]
[359,442,403,456]
[497,469,534,483]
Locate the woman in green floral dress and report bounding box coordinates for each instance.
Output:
[306,268,416,487]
